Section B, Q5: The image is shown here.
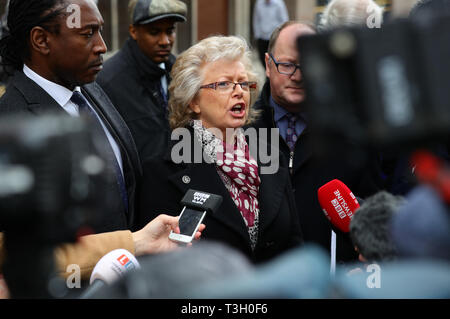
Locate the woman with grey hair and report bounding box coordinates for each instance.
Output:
[168,35,260,133]
[136,35,303,264]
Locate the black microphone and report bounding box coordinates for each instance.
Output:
[169,189,223,244]
[181,189,223,213]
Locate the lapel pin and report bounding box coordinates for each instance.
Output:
[182,175,191,184]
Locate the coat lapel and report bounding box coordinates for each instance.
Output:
[82,82,142,176]
[12,71,65,115]
[164,143,251,245]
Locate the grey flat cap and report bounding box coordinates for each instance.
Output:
[129,0,187,25]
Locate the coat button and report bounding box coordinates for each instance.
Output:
[182,175,191,184]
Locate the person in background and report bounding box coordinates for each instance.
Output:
[137,35,303,264]
[252,0,288,68]
[250,21,384,264]
[97,0,187,163]
[318,0,384,31]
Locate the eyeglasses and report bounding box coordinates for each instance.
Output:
[199,81,258,93]
[269,53,301,76]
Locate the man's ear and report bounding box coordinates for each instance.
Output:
[129,24,138,40]
[30,26,50,55]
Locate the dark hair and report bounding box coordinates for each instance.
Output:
[349,191,405,262]
[0,0,69,73]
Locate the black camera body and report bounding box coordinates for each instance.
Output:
[0,113,112,298]
[298,16,450,153]
[0,113,111,243]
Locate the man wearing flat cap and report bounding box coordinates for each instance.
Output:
[97,0,187,164]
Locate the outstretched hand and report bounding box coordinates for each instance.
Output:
[132,214,205,256]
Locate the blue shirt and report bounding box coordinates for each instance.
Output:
[269,96,307,142]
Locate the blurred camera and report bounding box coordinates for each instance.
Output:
[0,113,113,298]
[298,15,450,154]
[0,113,111,243]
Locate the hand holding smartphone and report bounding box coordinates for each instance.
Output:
[168,189,223,244]
[169,207,206,244]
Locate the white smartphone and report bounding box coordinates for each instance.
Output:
[169,207,207,244]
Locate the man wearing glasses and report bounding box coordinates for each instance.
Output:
[250,21,384,265]
[263,22,313,153]
[253,21,314,171]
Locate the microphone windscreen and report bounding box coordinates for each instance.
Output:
[89,249,140,285]
[318,179,360,233]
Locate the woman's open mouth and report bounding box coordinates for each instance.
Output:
[230,103,246,117]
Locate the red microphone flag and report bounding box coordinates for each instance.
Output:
[317,179,360,233]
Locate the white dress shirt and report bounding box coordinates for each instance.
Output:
[253,0,289,41]
[159,62,168,95]
[23,64,124,174]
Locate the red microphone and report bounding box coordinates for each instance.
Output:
[410,150,450,204]
[317,179,361,233]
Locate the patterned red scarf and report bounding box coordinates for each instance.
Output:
[216,136,261,227]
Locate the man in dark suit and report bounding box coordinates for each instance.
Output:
[250,21,384,264]
[0,0,202,283]
[0,0,139,232]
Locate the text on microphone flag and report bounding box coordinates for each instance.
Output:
[192,192,210,205]
[332,189,355,219]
